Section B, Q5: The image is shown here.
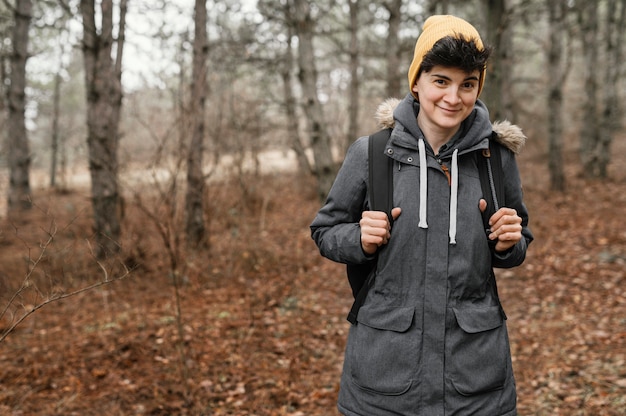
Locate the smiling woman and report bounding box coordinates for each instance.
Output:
[311,14,533,416]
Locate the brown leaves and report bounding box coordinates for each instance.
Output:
[504,161,626,415]
[0,164,625,414]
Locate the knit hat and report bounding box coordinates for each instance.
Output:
[408,15,487,98]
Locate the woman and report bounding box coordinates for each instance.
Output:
[310,15,533,416]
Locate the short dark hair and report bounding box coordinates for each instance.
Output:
[418,35,492,76]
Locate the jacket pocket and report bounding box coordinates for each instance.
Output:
[347,304,419,395]
[448,306,508,396]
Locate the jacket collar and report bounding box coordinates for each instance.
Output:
[374,95,527,154]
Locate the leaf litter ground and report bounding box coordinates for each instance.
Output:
[0,140,625,415]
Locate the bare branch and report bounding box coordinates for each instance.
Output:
[0,265,131,343]
[0,240,133,344]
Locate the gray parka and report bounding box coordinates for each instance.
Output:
[310,93,533,416]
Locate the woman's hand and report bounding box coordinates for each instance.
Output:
[360,207,402,255]
[479,199,522,252]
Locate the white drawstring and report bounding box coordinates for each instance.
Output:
[418,138,428,229]
[449,149,459,244]
[417,138,458,242]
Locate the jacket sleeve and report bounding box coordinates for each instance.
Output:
[491,147,534,268]
[310,136,375,265]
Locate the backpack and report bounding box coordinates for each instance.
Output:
[346,128,505,324]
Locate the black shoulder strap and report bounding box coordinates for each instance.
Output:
[489,131,506,211]
[480,132,508,320]
[478,131,506,246]
[347,128,393,325]
[368,128,394,222]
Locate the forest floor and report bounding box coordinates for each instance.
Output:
[0,136,625,416]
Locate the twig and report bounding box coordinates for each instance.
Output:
[0,262,132,343]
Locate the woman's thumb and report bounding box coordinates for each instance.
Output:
[478,199,487,213]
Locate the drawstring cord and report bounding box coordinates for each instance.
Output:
[449,149,459,244]
[418,138,428,229]
[417,140,459,244]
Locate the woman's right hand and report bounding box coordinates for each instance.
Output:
[360,207,402,255]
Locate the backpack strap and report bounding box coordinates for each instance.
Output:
[368,128,395,221]
[346,128,393,325]
[478,131,505,246]
[478,132,508,320]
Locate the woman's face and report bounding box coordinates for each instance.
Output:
[412,65,480,134]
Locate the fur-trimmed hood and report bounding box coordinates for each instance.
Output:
[374,97,527,154]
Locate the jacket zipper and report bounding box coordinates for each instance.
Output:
[438,159,451,186]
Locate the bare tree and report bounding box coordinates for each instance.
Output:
[80,0,127,258]
[292,0,335,200]
[48,10,72,190]
[255,1,311,174]
[346,0,360,150]
[546,0,568,191]
[481,0,515,121]
[281,19,311,174]
[597,0,626,178]
[6,0,32,213]
[185,0,208,248]
[384,0,402,98]
[577,0,601,178]
[427,0,450,15]
[50,71,61,188]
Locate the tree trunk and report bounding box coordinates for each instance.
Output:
[384,0,402,98]
[293,0,335,201]
[345,0,360,150]
[597,0,626,178]
[427,0,449,15]
[185,0,209,248]
[482,0,514,121]
[282,39,311,175]
[547,0,566,191]
[6,0,32,213]
[578,1,601,178]
[80,0,127,258]
[50,71,61,189]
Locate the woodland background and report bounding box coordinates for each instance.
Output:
[0,0,625,415]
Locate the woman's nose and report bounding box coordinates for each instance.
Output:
[444,87,462,104]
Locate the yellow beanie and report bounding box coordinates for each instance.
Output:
[408,15,486,98]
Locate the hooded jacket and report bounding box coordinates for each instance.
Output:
[310,93,533,416]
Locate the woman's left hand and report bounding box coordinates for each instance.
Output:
[479,200,523,252]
